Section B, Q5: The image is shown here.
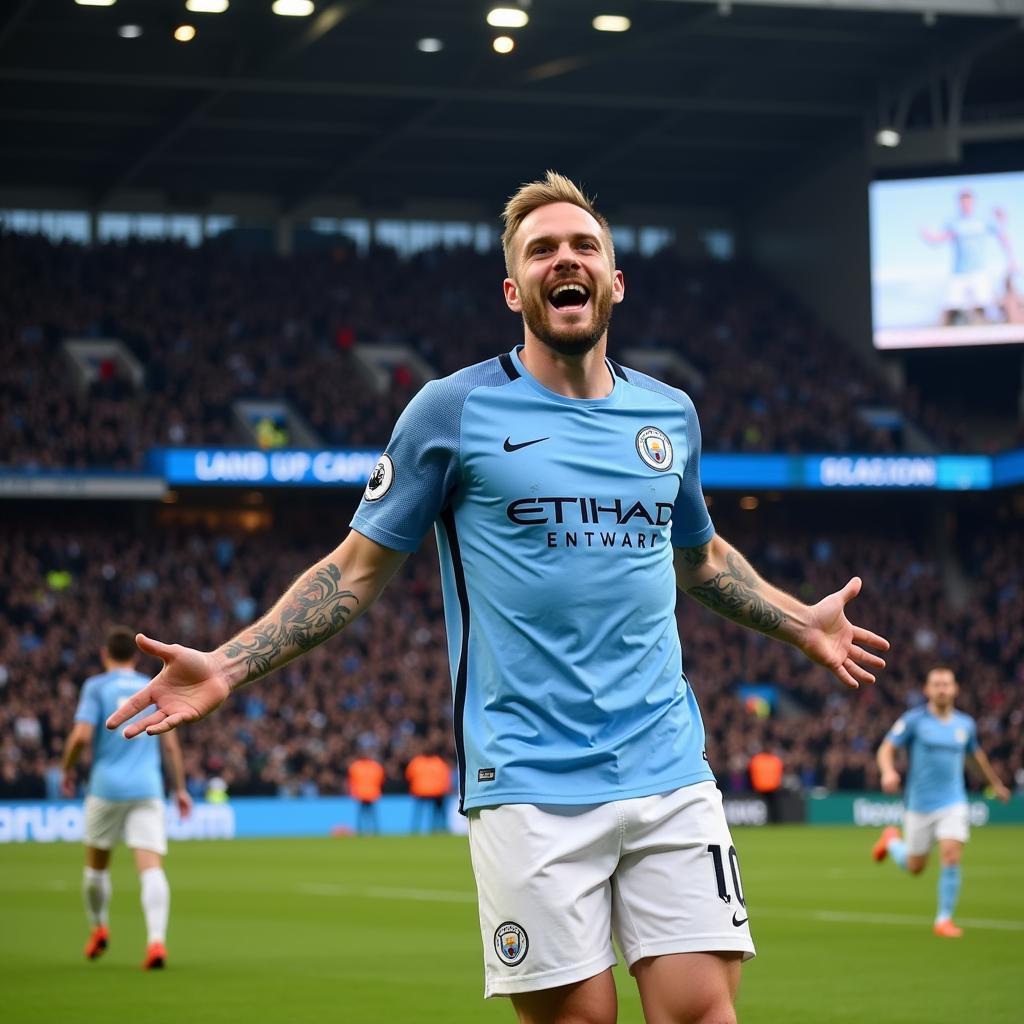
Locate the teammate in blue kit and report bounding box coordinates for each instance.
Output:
[62,626,192,969]
[873,666,1010,938]
[106,172,889,1024]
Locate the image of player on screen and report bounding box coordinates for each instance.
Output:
[872,666,1010,938]
[920,189,1017,326]
[105,172,889,1024]
[61,625,192,969]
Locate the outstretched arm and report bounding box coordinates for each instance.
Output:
[970,748,1011,802]
[107,530,408,738]
[920,227,952,246]
[160,731,193,818]
[674,534,889,689]
[877,738,902,794]
[61,721,93,797]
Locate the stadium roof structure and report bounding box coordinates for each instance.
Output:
[1,0,1022,215]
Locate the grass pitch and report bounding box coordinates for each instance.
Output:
[2,827,1021,1023]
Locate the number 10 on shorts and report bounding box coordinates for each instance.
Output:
[707,844,746,907]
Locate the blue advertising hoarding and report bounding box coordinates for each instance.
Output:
[0,797,466,843]
[157,448,1007,491]
[0,448,1018,497]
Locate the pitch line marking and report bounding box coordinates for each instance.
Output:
[294,882,476,903]
[756,907,1024,932]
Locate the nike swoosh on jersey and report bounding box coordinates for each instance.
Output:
[731,912,749,927]
[503,436,549,452]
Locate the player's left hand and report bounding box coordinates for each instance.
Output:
[798,577,890,689]
[175,788,194,819]
[61,772,76,799]
[992,782,1012,803]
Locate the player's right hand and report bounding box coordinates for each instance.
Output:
[105,633,231,738]
[881,769,901,794]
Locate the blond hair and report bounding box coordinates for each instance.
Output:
[501,170,614,277]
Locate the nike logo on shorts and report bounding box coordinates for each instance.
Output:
[732,911,749,927]
[503,436,549,452]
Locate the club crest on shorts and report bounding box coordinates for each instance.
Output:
[635,426,673,471]
[493,921,529,966]
[363,454,394,501]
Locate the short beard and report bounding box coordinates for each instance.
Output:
[520,289,614,359]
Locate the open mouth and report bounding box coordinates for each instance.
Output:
[548,282,590,312]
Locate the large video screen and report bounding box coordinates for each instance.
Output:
[870,171,1024,349]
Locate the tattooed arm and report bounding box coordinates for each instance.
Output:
[673,534,890,690]
[106,531,408,737]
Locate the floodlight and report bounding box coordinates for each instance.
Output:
[174,24,197,41]
[593,15,631,32]
[118,24,143,38]
[272,0,315,15]
[875,128,901,148]
[487,8,528,29]
[493,35,515,54]
[186,0,229,12]
[417,38,444,53]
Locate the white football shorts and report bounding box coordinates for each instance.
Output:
[84,795,167,855]
[903,802,969,856]
[467,780,755,998]
[946,270,994,310]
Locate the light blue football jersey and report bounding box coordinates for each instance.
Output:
[74,669,164,801]
[886,705,978,813]
[351,346,717,812]
[947,216,997,275]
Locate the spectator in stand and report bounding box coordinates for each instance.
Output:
[0,233,973,472]
[1,509,1020,803]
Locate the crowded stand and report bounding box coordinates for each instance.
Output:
[2,504,1020,802]
[0,231,965,470]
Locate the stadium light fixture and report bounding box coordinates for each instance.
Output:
[174,24,197,41]
[186,0,230,12]
[875,127,901,148]
[487,8,529,29]
[493,35,515,54]
[417,38,444,53]
[593,15,631,32]
[118,24,143,37]
[272,0,315,15]
[75,0,117,6]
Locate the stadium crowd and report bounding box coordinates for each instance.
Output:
[0,232,966,471]
[2,506,1020,802]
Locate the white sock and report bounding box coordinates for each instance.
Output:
[83,867,111,928]
[139,867,170,944]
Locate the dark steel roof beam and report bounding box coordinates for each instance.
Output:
[0,68,865,117]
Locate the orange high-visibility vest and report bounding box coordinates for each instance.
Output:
[406,755,451,798]
[348,758,384,802]
[749,752,783,793]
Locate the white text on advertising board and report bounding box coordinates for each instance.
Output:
[0,803,235,842]
[819,457,937,488]
[193,450,378,484]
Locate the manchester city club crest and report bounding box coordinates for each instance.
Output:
[493,921,529,966]
[635,426,674,472]
[363,453,395,501]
